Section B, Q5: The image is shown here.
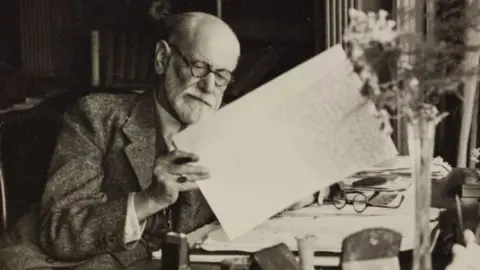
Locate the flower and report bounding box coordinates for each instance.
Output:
[471,148,480,164]
[344,9,399,49]
[343,8,457,133]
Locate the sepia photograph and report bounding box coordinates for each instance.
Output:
[0,0,480,269]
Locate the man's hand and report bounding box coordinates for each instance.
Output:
[446,230,480,270]
[147,150,210,205]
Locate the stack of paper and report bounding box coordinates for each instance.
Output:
[173,45,398,240]
[342,175,412,192]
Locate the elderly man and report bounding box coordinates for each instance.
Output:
[0,12,317,269]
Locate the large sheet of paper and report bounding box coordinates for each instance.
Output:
[172,45,398,240]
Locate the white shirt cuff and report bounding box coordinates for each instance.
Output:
[124,192,147,248]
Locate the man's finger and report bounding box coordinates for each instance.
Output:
[171,173,210,183]
[170,164,210,175]
[464,229,477,245]
[173,156,196,165]
[169,150,200,162]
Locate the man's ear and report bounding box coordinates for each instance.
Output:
[155,40,171,75]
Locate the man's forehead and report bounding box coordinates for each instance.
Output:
[191,44,238,70]
[183,26,240,71]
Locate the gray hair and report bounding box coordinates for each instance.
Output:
[163,12,232,47]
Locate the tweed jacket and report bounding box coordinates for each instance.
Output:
[0,91,214,269]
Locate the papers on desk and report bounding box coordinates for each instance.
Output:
[195,206,442,253]
[173,45,398,240]
[195,214,437,253]
[343,175,412,192]
[193,200,442,253]
[338,155,451,192]
[282,201,411,217]
[355,155,451,179]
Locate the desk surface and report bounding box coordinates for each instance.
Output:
[184,210,440,253]
[150,208,441,268]
[156,155,451,269]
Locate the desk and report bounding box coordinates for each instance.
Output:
[153,156,453,269]
[150,208,442,270]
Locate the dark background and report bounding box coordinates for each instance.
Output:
[0,0,467,227]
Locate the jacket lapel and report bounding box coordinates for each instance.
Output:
[122,92,158,190]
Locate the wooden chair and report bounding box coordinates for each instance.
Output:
[0,89,96,234]
[0,106,66,234]
[341,228,402,270]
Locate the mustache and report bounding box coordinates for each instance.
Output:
[184,92,216,107]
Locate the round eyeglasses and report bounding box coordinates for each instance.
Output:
[332,191,368,213]
[170,44,234,87]
[332,190,405,213]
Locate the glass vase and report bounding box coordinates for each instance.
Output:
[407,119,436,270]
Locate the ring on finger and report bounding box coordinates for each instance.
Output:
[173,173,188,183]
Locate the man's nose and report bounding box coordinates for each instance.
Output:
[199,72,216,93]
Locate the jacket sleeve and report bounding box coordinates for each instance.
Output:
[38,96,131,260]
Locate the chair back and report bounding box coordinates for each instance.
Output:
[0,90,87,230]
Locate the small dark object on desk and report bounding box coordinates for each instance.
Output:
[161,232,191,270]
[352,176,388,187]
